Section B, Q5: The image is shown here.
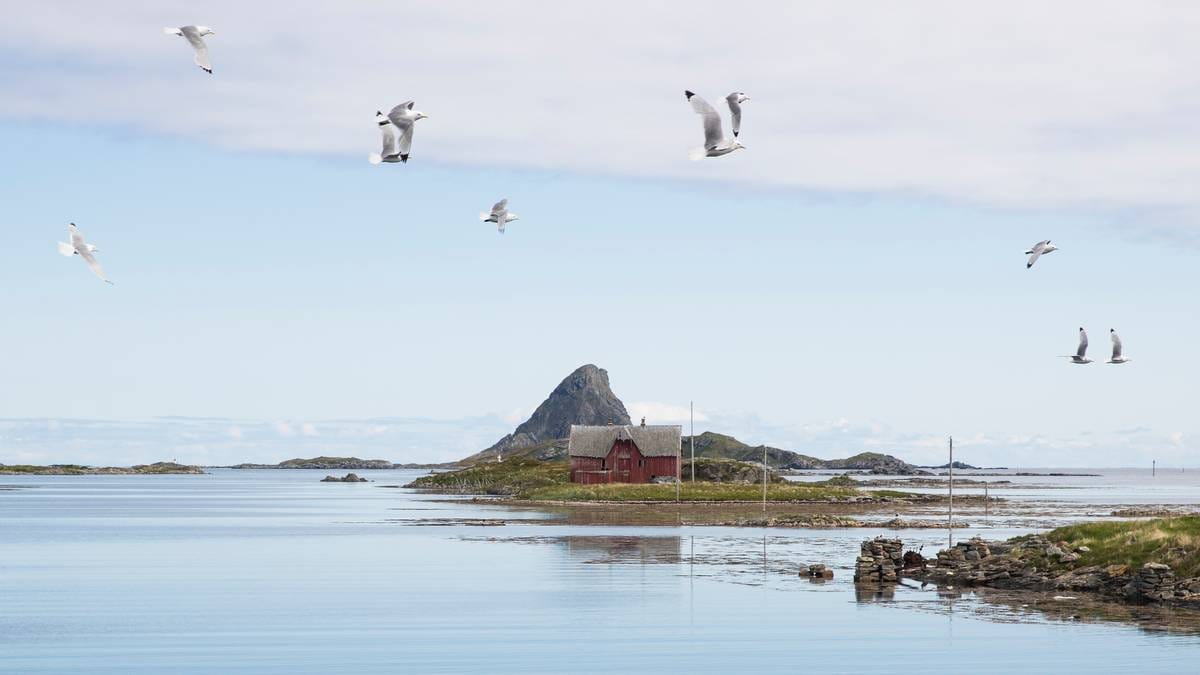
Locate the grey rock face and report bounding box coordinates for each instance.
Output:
[480,364,631,458]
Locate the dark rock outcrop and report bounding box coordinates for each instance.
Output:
[321,473,368,482]
[460,365,630,464]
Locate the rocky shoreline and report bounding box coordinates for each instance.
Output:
[719,514,971,529]
[854,534,1200,609]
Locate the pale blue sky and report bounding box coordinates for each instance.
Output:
[1,2,1198,466]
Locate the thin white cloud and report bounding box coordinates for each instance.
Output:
[300,423,318,437]
[627,401,707,424]
[6,2,1200,225]
[273,421,295,437]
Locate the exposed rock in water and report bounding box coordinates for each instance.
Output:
[804,563,834,579]
[460,364,631,464]
[321,473,368,482]
[1111,508,1196,518]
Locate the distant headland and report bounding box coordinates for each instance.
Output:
[0,462,204,475]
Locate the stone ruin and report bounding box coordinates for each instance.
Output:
[853,537,904,583]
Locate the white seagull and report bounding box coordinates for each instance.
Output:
[1025,240,1058,269]
[480,199,518,234]
[685,90,746,160]
[164,25,215,74]
[57,223,113,284]
[1107,329,1131,364]
[368,102,429,165]
[725,92,750,138]
[1060,327,1092,364]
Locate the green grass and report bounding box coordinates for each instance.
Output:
[1019,516,1200,578]
[407,458,568,496]
[0,464,92,474]
[525,481,862,502]
[408,457,922,502]
[0,462,200,475]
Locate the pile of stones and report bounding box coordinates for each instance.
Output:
[1126,563,1176,602]
[854,537,904,582]
[804,563,834,579]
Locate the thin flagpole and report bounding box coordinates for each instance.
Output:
[690,401,695,483]
[948,435,954,549]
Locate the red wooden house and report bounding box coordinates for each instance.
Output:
[568,423,681,484]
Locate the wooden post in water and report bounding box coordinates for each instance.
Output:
[948,435,954,549]
[1152,460,1156,477]
[984,481,989,523]
[690,401,696,483]
[676,433,681,503]
[762,444,768,513]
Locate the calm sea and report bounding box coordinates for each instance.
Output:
[1,468,1198,673]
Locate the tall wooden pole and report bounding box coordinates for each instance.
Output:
[762,444,768,513]
[948,435,954,549]
[690,401,695,483]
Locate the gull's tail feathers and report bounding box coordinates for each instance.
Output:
[57,242,75,257]
[368,153,383,165]
[688,147,707,161]
[163,27,183,35]
[479,212,492,222]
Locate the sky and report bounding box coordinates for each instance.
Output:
[1,1,1198,467]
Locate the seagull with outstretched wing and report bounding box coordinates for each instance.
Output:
[369,101,429,164]
[164,25,215,74]
[725,92,750,138]
[1060,327,1092,364]
[1025,239,1058,269]
[58,223,113,284]
[480,199,519,234]
[1107,329,1131,364]
[685,90,745,160]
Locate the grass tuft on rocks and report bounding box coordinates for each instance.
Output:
[1031,516,1200,578]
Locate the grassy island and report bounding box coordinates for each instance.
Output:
[406,458,919,503]
[0,462,204,475]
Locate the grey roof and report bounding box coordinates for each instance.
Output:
[568,424,682,458]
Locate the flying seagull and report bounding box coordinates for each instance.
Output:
[368,102,429,165]
[480,199,518,234]
[1107,329,1131,364]
[1060,327,1092,364]
[163,25,215,74]
[684,90,745,160]
[1025,240,1058,269]
[57,223,113,284]
[725,92,750,137]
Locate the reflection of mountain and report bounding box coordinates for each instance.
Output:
[561,536,682,565]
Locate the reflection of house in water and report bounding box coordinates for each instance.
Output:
[562,536,683,565]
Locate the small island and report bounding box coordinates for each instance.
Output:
[231,456,397,470]
[321,473,368,483]
[0,462,204,475]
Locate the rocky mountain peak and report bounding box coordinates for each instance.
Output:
[468,364,631,462]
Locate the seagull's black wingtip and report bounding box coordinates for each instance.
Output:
[1026,263,1032,268]
[733,131,739,137]
[400,154,409,164]
[684,90,694,99]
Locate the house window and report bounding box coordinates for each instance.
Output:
[601,459,606,470]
